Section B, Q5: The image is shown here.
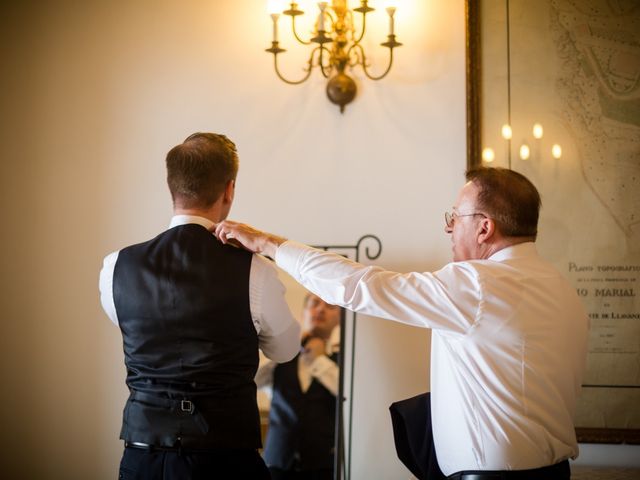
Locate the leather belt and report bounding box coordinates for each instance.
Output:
[125,442,181,453]
[447,460,570,480]
[450,476,502,480]
[125,442,216,453]
[124,442,258,455]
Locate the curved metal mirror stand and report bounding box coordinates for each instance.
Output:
[312,234,383,480]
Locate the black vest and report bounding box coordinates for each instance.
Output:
[113,223,260,449]
[263,354,337,470]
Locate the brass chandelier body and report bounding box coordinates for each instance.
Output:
[266,1,402,112]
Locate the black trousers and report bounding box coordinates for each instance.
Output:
[268,466,333,480]
[118,446,270,480]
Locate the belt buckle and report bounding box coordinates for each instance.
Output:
[127,441,151,448]
[180,399,194,414]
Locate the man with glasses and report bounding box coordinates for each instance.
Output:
[212,167,589,480]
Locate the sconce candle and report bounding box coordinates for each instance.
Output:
[271,13,280,42]
[552,144,562,159]
[482,147,496,163]
[519,143,531,160]
[501,124,513,140]
[386,7,396,35]
[532,123,544,139]
[317,2,327,31]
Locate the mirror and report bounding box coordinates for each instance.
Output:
[257,268,344,479]
[255,235,382,480]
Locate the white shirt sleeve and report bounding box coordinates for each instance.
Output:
[275,240,481,334]
[99,251,119,326]
[254,354,278,389]
[249,254,301,362]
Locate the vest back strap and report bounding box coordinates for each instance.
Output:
[130,390,209,435]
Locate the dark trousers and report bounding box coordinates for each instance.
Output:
[118,446,270,480]
[268,466,333,480]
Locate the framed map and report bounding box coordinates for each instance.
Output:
[466,0,640,443]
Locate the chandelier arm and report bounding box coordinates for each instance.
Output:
[318,45,332,79]
[273,48,317,85]
[358,44,395,81]
[346,43,362,68]
[352,9,368,45]
[291,15,312,45]
[325,10,337,31]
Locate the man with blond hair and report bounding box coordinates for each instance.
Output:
[100,132,300,479]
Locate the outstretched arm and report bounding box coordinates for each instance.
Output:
[215,221,478,334]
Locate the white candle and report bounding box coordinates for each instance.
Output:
[532,123,544,139]
[482,147,495,163]
[386,7,396,35]
[271,13,280,42]
[317,2,328,31]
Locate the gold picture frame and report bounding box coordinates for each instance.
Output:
[464,0,640,444]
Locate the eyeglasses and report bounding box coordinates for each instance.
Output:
[444,211,486,228]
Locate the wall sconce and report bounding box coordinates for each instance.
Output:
[482,122,564,165]
[481,0,564,167]
[266,1,402,113]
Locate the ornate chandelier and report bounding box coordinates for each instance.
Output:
[266,1,402,113]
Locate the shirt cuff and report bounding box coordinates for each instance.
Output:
[309,354,335,378]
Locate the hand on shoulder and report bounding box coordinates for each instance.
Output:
[212,220,287,258]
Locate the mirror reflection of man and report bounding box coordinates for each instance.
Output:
[98,132,300,479]
[256,293,341,480]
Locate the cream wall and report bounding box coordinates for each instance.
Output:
[0,1,465,478]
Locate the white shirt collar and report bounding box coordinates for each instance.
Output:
[488,241,537,262]
[169,214,214,230]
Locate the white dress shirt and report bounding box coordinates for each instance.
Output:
[275,240,589,475]
[99,215,300,362]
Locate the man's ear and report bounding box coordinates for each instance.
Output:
[223,179,235,204]
[477,217,496,245]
